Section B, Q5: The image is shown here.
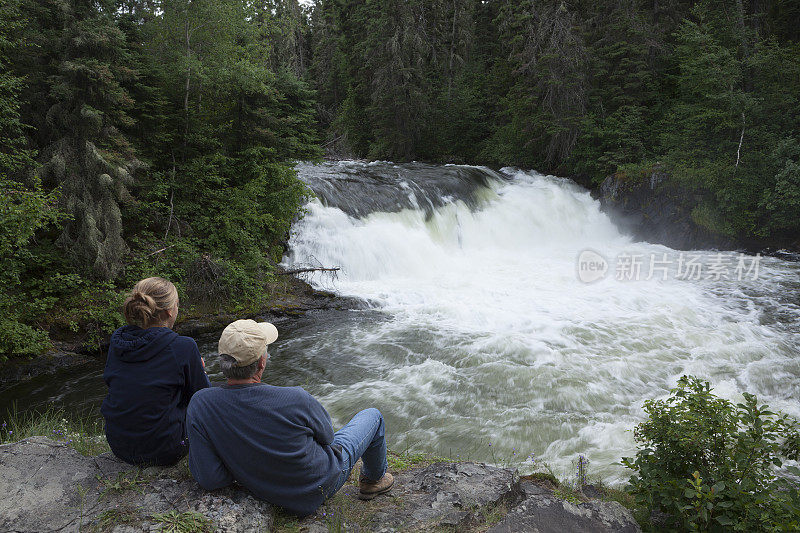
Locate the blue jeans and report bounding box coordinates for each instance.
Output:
[325,408,388,497]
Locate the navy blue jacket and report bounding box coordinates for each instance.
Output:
[186,384,341,516]
[101,325,210,465]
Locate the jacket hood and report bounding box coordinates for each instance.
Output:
[110,325,179,362]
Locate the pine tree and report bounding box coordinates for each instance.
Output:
[483,0,589,169]
[571,0,659,177]
[0,0,35,176]
[254,0,311,78]
[25,0,139,279]
[358,0,434,159]
[309,0,373,156]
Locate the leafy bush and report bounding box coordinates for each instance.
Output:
[0,179,60,358]
[622,376,800,532]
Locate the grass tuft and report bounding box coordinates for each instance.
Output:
[150,510,212,533]
[519,471,559,486]
[0,405,108,456]
[387,449,453,471]
[552,486,584,505]
[98,471,147,499]
[272,509,301,533]
[93,505,140,531]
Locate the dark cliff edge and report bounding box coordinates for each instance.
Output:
[593,170,800,256]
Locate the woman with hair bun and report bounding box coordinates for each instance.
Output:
[101,277,210,466]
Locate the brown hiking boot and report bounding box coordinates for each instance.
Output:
[358,472,394,500]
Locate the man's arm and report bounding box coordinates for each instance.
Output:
[187,409,233,490]
[305,392,335,446]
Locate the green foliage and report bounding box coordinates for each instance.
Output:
[112,0,316,316]
[552,487,583,506]
[488,0,589,169]
[98,471,146,499]
[643,1,800,241]
[0,0,35,176]
[760,137,800,234]
[622,376,800,532]
[387,450,453,471]
[0,179,60,357]
[0,3,51,358]
[272,509,302,533]
[0,0,316,356]
[124,147,307,312]
[24,0,140,280]
[95,506,138,530]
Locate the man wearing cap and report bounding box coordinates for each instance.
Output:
[185,319,393,516]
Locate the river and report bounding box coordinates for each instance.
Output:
[2,160,798,483]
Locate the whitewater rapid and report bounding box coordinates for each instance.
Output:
[282,162,800,482]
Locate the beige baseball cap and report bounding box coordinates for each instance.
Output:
[218,319,279,367]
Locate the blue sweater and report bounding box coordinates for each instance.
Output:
[186,384,342,516]
[101,325,211,465]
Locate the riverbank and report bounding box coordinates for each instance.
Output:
[0,436,642,533]
[0,272,361,388]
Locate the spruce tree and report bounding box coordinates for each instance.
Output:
[0,0,35,176]
[571,0,658,178]
[30,0,139,279]
[484,0,589,169]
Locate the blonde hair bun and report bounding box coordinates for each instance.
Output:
[123,277,179,328]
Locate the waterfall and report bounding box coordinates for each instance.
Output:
[280,160,800,481]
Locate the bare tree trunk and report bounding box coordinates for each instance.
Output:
[734,111,745,176]
[183,16,191,160]
[448,0,457,99]
[735,0,753,92]
[279,267,341,275]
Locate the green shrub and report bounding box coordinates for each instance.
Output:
[0,178,60,358]
[121,149,308,315]
[622,376,800,532]
[25,272,125,351]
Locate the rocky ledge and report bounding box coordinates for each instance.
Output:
[0,437,640,533]
[597,169,730,251]
[597,169,800,254]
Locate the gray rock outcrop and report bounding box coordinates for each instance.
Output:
[0,437,641,532]
[598,169,730,251]
[488,481,640,533]
[0,437,273,533]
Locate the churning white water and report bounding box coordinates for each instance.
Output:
[283,161,800,483]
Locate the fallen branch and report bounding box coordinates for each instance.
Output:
[147,244,176,256]
[322,134,344,147]
[279,267,340,275]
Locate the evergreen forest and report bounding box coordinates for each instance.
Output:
[2,0,799,355]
